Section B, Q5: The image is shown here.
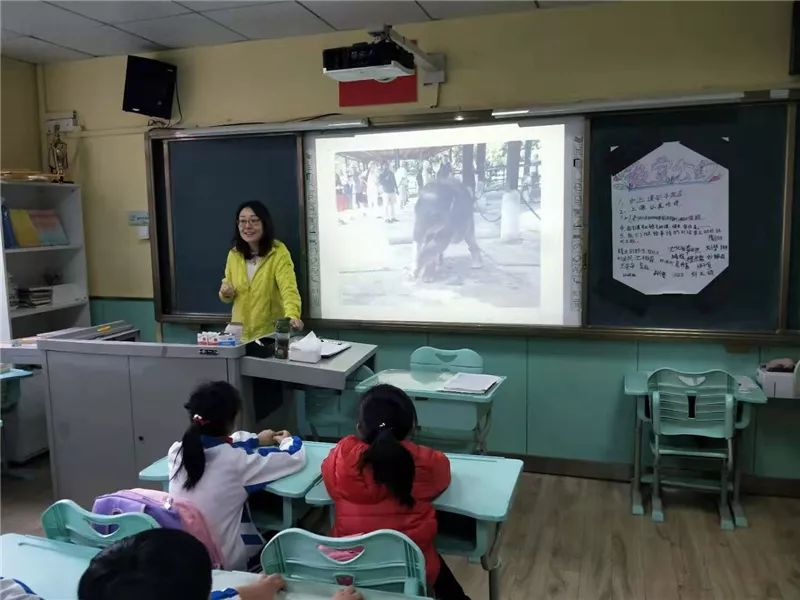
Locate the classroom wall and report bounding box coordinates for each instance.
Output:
[1,57,41,171]
[37,0,800,480]
[40,0,794,297]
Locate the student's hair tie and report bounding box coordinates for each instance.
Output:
[192,414,209,426]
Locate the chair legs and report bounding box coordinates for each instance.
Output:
[650,437,737,530]
[651,437,664,523]
[718,439,735,531]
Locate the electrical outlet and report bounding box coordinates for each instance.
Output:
[45,111,78,134]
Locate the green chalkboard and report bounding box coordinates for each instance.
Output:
[587,104,788,331]
[150,133,304,321]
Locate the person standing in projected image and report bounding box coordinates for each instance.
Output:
[379,161,398,223]
[218,201,302,342]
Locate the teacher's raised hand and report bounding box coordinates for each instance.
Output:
[219,280,236,300]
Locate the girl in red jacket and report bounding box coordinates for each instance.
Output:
[321,384,471,600]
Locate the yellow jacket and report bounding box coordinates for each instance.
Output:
[220,241,301,342]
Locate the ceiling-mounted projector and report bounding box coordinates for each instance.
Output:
[323,39,415,82]
[322,25,445,85]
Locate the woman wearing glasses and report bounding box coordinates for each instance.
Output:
[219,201,302,342]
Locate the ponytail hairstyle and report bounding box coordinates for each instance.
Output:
[357,384,418,508]
[174,381,241,490]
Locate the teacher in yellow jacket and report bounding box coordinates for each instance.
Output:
[219,201,302,342]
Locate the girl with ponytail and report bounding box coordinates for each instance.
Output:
[321,384,471,600]
[167,381,306,571]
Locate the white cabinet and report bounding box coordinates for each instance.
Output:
[1,181,90,461]
[1,181,89,341]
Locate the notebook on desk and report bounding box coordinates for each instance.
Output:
[440,372,502,394]
[319,339,351,358]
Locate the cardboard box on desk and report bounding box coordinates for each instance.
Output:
[756,363,800,399]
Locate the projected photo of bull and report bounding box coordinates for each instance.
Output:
[412,163,482,282]
[331,139,543,312]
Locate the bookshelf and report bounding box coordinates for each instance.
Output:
[1,181,90,341]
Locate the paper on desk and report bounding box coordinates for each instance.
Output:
[441,372,502,394]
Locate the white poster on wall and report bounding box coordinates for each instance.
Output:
[611,141,729,295]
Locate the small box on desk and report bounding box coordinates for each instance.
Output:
[756,363,800,399]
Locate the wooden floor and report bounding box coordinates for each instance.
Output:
[2,457,799,600]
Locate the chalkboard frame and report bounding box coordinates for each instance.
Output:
[145,128,307,324]
[142,106,800,343]
[584,102,792,334]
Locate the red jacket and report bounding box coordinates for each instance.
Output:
[321,435,451,583]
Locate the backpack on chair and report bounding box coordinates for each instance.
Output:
[92,488,223,568]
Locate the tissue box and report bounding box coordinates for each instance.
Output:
[289,344,321,364]
[756,367,800,399]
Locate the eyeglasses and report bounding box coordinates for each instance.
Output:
[238,218,261,227]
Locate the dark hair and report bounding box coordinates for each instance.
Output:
[174,381,241,490]
[357,384,418,508]
[232,200,276,259]
[77,529,212,600]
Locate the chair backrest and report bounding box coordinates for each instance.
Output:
[410,346,483,374]
[41,499,159,548]
[260,528,427,596]
[647,369,737,439]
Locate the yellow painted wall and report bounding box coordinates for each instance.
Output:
[39,0,794,298]
[1,57,41,171]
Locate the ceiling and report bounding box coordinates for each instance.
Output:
[0,0,580,64]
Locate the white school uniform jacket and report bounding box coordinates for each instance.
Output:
[168,432,306,570]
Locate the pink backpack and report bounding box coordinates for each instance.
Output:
[94,488,223,569]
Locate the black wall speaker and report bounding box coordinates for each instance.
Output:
[122,55,177,120]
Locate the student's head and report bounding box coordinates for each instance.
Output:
[176,380,241,490]
[78,529,212,600]
[233,200,275,258]
[357,384,418,508]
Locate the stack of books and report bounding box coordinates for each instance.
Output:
[7,274,19,308]
[17,286,53,308]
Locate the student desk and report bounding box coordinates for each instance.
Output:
[213,571,429,599]
[0,534,100,599]
[139,441,335,530]
[0,534,426,600]
[624,372,767,528]
[305,453,523,600]
[355,370,506,453]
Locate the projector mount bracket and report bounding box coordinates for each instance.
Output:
[367,24,446,85]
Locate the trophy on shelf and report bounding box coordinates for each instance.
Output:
[48,124,69,183]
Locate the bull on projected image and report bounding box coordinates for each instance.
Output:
[332,141,543,310]
[307,120,582,326]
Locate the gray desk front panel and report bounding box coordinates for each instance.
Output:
[45,351,135,508]
[129,356,231,473]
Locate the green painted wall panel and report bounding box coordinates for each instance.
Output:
[90,298,157,342]
[428,334,527,455]
[753,405,800,479]
[527,339,638,463]
[337,330,427,372]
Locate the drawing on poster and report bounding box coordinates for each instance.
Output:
[611,141,729,295]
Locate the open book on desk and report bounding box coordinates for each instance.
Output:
[440,372,503,394]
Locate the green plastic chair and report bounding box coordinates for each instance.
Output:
[409,347,488,453]
[260,528,427,596]
[41,499,159,548]
[410,346,483,374]
[647,369,737,529]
